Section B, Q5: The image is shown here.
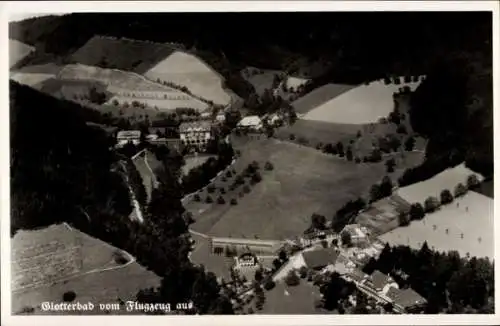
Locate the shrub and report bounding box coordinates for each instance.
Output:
[289,133,296,141]
[251,172,262,184]
[243,185,251,194]
[238,191,245,198]
[285,271,300,286]
[230,198,238,205]
[440,189,454,205]
[385,158,396,173]
[62,291,76,302]
[424,196,440,213]
[409,203,425,220]
[217,196,226,204]
[454,183,468,198]
[356,130,362,138]
[207,185,216,193]
[316,142,323,150]
[299,266,308,278]
[466,174,480,189]
[193,193,201,202]
[264,161,274,171]
[220,187,226,194]
[263,278,276,291]
[205,195,214,203]
[354,157,361,164]
[225,170,233,178]
[341,231,352,247]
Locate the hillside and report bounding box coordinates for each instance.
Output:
[9,39,35,68]
[10,80,132,234]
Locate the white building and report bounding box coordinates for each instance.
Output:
[237,115,263,131]
[179,121,212,151]
[116,130,141,147]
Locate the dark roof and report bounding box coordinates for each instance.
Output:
[370,270,393,290]
[348,268,369,283]
[302,248,339,269]
[386,287,427,309]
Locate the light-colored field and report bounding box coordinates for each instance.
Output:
[302,79,422,124]
[11,224,160,314]
[379,191,494,259]
[9,39,35,68]
[106,95,207,111]
[144,51,232,106]
[395,163,485,205]
[256,281,322,314]
[183,155,216,176]
[9,72,54,89]
[189,138,424,240]
[285,76,309,90]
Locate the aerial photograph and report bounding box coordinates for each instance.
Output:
[7,8,494,317]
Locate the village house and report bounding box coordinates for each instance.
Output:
[115,130,141,147]
[236,115,263,132]
[179,120,213,152]
[210,237,283,256]
[341,224,371,247]
[385,286,427,313]
[300,248,340,270]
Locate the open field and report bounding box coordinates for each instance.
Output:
[292,83,358,114]
[188,138,424,240]
[11,223,160,314]
[9,39,35,68]
[70,35,178,74]
[395,163,485,205]
[189,233,234,282]
[144,51,233,106]
[302,79,423,124]
[379,191,494,259]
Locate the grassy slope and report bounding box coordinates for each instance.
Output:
[189,138,423,240]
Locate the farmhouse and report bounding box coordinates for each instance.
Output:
[116,130,141,147]
[179,120,213,152]
[386,287,427,313]
[341,224,371,246]
[301,248,340,270]
[210,237,283,256]
[237,115,263,132]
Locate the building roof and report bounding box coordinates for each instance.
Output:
[347,268,369,283]
[370,270,393,290]
[386,287,427,309]
[179,120,211,133]
[117,130,141,138]
[211,237,282,247]
[302,248,339,269]
[237,115,262,127]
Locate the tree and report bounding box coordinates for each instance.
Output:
[251,172,262,184]
[398,211,410,226]
[341,231,352,247]
[311,213,327,230]
[217,196,226,205]
[404,136,416,151]
[466,174,480,189]
[370,184,382,203]
[380,176,393,197]
[278,250,288,262]
[264,161,274,171]
[440,189,454,205]
[243,185,251,194]
[346,146,353,161]
[285,271,300,286]
[254,269,264,282]
[409,203,425,220]
[62,291,76,302]
[397,124,408,134]
[289,133,296,141]
[272,258,282,271]
[230,198,238,205]
[263,278,276,291]
[454,183,467,198]
[299,266,308,278]
[205,195,214,204]
[336,142,345,156]
[385,158,396,173]
[424,196,440,213]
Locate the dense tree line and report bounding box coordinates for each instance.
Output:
[181,142,234,195]
[10,81,233,314]
[10,81,131,234]
[331,198,367,232]
[364,243,494,314]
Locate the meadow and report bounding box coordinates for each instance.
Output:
[188,138,424,241]
[378,191,493,259]
[9,39,35,68]
[292,83,357,114]
[302,79,423,124]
